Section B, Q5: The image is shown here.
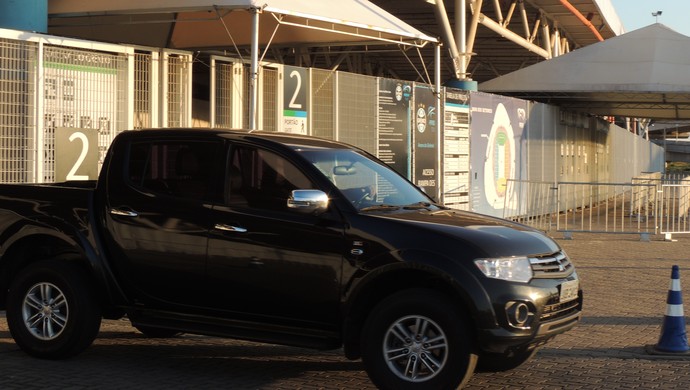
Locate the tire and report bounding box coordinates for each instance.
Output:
[361,289,477,390]
[6,259,102,359]
[476,348,538,372]
[134,325,181,338]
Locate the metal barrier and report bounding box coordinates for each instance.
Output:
[503,180,557,232]
[659,183,690,240]
[556,182,657,240]
[504,180,659,240]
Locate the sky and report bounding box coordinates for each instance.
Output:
[610,0,690,36]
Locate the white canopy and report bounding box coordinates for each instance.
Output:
[48,0,437,49]
[479,24,690,119]
[49,0,437,129]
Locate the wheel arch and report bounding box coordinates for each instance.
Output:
[341,257,486,360]
[0,225,117,316]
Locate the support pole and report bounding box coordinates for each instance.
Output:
[479,13,550,59]
[455,0,467,79]
[466,0,483,69]
[433,0,463,79]
[435,42,443,202]
[249,7,260,131]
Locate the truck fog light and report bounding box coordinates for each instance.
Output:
[506,301,533,328]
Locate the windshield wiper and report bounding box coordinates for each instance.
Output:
[402,202,438,210]
[359,204,401,212]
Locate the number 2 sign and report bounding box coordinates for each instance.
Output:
[282,65,308,135]
[55,127,99,182]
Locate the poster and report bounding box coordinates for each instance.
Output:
[377,78,412,177]
[282,65,308,134]
[413,84,439,200]
[470,92,527,217]
[443,89,471,209]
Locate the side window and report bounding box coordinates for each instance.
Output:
[226,146,314,210]
[127,140,219,200]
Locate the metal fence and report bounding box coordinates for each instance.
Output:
[659,182,690,239]
[0,29,195,183]
[505,177,690,240]
[503,179,557,232]
[0,37,36,183]
[556,181,657,239]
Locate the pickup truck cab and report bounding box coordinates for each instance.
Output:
[0,128,582,389]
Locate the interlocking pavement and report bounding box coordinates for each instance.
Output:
[2,233,690,389]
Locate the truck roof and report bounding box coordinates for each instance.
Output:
[117,128,355,151]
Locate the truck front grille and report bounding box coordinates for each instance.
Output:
[540,295,581,323]
[529,251,574,279]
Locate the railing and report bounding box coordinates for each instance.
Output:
[503,180,557,233]
[659,183,690,240]
[555,182,657,240]
[503,178,677,241]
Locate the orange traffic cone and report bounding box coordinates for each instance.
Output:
[647,265,690,355]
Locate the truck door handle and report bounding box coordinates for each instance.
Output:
[214,223,248,233]
[110,208,139,217]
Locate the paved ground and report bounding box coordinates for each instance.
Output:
[3,233,690,389]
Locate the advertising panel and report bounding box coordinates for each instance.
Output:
[413,84,439,200]
[470,92,527,217]
[377,78,412,177]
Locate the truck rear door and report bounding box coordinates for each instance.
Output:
[103,138,223,308]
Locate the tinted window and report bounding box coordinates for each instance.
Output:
[128,140,220,200]
[299,148,435,210]
[226,146,314,210]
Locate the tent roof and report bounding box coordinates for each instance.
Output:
[479,24,690,119]
[48,0,437,49]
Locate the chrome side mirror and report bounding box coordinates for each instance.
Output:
[287,189,329,214]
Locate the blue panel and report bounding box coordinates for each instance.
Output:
[0,0,47,33]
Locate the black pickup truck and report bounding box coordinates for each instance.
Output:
[0,128,581,389]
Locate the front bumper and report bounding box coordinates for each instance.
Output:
[475,279,584,354]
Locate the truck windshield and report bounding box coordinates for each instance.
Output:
[298,148,439,211]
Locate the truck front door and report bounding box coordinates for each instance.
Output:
[206,145,346,329]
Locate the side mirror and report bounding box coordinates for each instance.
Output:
[287,189,329,214]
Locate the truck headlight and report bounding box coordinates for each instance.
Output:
[474,256,533,283]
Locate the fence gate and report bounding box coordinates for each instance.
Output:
[659,183,690,240]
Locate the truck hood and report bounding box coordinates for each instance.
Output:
[368,208,560,258]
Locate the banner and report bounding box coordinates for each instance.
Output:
[377,78,412,177]
[470,92,527,217]
[413,84,439,200]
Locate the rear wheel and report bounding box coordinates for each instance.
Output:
[361,289,477,390]
[6,259,102,359]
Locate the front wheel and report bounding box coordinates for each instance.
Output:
[361,289,477,390]
[6,259,102,359]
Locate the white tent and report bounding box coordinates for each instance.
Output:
[49,0,438,128]
[48,0,436,49]
[479,24,690,119]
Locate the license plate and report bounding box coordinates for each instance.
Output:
[559,280,579,303]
